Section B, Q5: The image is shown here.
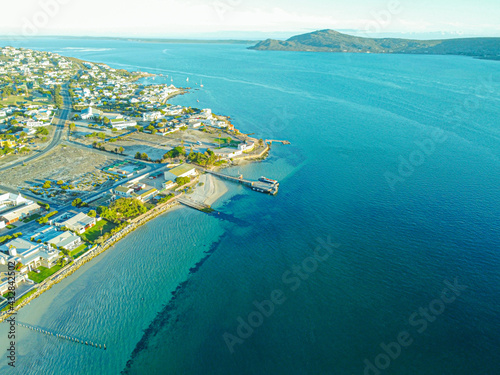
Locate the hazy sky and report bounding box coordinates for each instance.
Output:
[1,0,499,39]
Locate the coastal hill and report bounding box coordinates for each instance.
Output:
[249,29,500,60]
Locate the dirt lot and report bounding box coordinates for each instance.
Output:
[0,144,120,192]
[74,128,243,161]
[69,122,125,141]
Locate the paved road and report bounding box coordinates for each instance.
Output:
[0,84,71,173]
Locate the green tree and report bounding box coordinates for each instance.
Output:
[175,176,191,186]
[71,198,82,207]
[38,217,48,224]
[36,127,49,136]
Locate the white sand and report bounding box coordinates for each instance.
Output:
[190,173,228,206]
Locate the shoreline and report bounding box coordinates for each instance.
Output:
[189,174,228,206]
[0,175,229,322]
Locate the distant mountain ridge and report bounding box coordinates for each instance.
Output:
[249,30,500,60]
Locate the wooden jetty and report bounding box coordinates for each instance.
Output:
[204,170,279,195]
[178,198,214,212]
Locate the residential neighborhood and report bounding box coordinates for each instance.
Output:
[0,46,274,314]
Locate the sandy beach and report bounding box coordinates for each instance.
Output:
[0,173,228,324]
[190,173,228,206]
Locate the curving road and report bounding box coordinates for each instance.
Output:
[0,83,71,173]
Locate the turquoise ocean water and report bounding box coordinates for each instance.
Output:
[0,38,499,374]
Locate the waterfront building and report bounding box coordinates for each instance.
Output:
[163,164,197,181]
[0,237,60,273]
[58,212,96,234]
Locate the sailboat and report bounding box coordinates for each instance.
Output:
[186,77,189,83]
[200,79,204,88]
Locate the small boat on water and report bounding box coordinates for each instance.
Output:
[200,79,204,88]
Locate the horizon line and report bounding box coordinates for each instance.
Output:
[1,29,500,43]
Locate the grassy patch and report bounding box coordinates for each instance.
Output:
[1,95,51,107]
[22,214,42,223]
[1,288,38,312]
[28,264,64,283]
[2,291,14,299]
[80,220,116,243]
[69,242,88,258]
[6,224,16,229]
[72,247,90,259]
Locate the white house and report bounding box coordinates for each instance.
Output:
[164,106,184,116]
[0,271,29,295]
[114,185,135,197]
[0,192,29,211]
[214,148,242,159]
[238,141,255,152]
[25,120,44,128]
[0,202,41,225]
[0,238,60,273]
[59,212,96,234]
[214,121,228,128]
[109,119,137,130]
[143,111,162,122]
[201,108,212,118]
[47,231,82,250]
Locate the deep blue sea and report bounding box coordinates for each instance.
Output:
[0,38,499,375]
